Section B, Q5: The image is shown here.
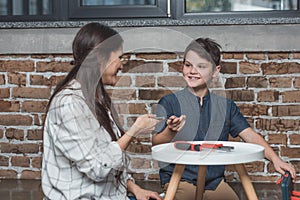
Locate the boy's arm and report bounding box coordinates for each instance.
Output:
[239,127,296,181]
[152,115,186,146]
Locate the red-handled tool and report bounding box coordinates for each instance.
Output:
[277,171,299,200]
[174,141,234,152]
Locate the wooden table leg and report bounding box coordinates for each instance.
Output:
[164,164,185,200]
[234,164,258,200]
[196,165,207,200]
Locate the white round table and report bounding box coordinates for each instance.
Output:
[152,141,265,200]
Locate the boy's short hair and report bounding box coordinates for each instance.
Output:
[184,38,222,67]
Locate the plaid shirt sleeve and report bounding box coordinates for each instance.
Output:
[48,93,124,182]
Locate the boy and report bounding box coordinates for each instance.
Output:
[152,38,296,200]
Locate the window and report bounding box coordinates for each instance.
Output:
[0,0,299,22]
[69,0,168,19]
[174,0,300,19]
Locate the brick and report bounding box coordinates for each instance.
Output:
[261,62,300,75]
[126,143,151,154]
[0,101,20,112]
[290,160,300,173]
[129,103,147,115]
[237,104,269,116]
[294,77,300,88]
[168,61,183,73]
[247,76,268,88]
[33,114,44,126]
[246,53,266,60]
[225,77,245,88]
[114,76,131,87]
[220,62,237,74]
[0,60,34,72]
[269,77,292,88]
[292,52,300,59]
[273,105,300,116]
[30,75,65,86]
[281,91,300,102]
[31,157,42,168]
[21,170,41,179]
[122,61,163,73]
[27,129,43,140]
[256,118,299,132]
[0,156,9,166]
[268,134,287,145]
[0,169,18,179]
[226,90,254,101]
[281,147,300,158]
[239,62,261,74]
[5,128,24,140]
[139,89,172,100]
[136,76,155,87]
[257,90,279,102]
[157,76,186,87]
[222,52,244,59]
[0,143,39,154]
[135,52,177,60]
[0,74,5,84]
[107,89,136,101]
[0,88,10,98]
[0,115,32,126]
[290,134,300,145]
[0,129,3,139]
[8,73,26,86]
[36,61,73,72]
[268,52,289,60]
[249,175,279,182]
[130,158,151,169]
[22,101,48,113]
[131,173,145,180]
[12,87,51,99]
[147,173,160,180]
[11,156,30,167]
[267,162,276,173]
[244,161,265,173]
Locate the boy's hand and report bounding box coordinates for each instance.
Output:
[166,115,186,132]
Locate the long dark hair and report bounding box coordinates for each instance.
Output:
[45,23,124,141]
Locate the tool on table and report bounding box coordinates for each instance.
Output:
[174,141,234,152]
[276,171,300,200]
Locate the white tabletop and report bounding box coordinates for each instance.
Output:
[151,141,264,165]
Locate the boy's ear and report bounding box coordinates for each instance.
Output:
[212,65,221,78]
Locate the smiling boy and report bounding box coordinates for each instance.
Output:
[152,38,296,200]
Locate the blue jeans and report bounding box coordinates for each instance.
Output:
[128,196,137,200]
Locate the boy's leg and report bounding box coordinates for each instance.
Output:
[163,181,196,200]
[203,179,239,200]
[163,179,238,200]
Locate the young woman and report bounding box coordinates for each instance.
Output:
[42,23,162,200]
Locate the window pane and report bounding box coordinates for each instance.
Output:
[185,0,298,13]
[81,0,156,6]
[0,0,7,15]
[0,0,52,16]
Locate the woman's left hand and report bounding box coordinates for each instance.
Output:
[134,188,163,200]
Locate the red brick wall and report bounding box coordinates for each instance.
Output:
[0,52,299,183]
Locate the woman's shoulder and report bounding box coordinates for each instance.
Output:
[53,80,84,103]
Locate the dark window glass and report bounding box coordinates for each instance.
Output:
[81,0,156,6]
[185,0,298,13]
[0,0,52,16]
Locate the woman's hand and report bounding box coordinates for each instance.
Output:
[127,114,160,137]
[166,115,186,132]
[134,188,163,200]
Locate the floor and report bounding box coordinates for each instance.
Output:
[0,179,298,200]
